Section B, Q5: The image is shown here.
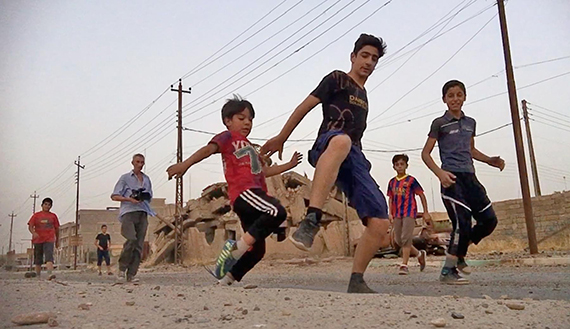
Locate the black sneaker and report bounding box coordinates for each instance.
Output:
[439,267,469,285]
[289,213,320,251]
[457,258,472,275]
[347,275,377,294]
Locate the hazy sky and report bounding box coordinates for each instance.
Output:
[1,0,569,252]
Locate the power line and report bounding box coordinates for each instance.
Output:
[185,0,394,126]
[528,112,570,128]
[190,0,334,88]
[531,119,570,134]
[181,0,364,119]
[179,0,291,81]
[527,102,570,120]
[367,12,497,127]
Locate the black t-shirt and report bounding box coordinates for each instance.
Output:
[96,233,111,250]
[311,70,369,148]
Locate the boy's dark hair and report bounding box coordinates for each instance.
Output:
[221,95,255,125]
[101,224,107,229]
[132,153,145,160]
[353,34,387,58]
[392,154,409,165]
[42,197,53,205]
[442,80,466,98]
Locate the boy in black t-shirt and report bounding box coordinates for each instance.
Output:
[95,225,113,276]
[261,34,390,293]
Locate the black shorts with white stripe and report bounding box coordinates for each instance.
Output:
[233,188,287,243]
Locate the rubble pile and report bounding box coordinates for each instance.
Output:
[145,172,361,266]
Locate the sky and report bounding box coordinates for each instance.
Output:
[1,0,569,253]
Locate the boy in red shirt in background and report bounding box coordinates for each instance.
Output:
[387,154,431,275]
[167,96,301,285]
[28,197,60,279]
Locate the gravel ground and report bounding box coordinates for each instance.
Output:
[1,256,569,328]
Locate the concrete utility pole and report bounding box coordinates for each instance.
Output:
[8,212,16,253]
[30,191,39,214]
[522,100,541,197]
[497,0,538,254]
[74,156,85,270]
[171,79,191,264]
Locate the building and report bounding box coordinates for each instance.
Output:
[57,198,176,266]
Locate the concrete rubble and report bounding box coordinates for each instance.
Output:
[145,172,364,266]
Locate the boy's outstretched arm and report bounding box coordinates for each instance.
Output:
[260,95,320,160]
[263,151,303,177]
[421,137,456,188]
[167,143,219,179]
[471,137,505,171]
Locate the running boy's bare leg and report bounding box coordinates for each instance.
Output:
[290,135,351,250]
[351,218,390,273]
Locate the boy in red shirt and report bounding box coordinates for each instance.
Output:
[387,154,431,275]
[167,96,301,285]
[28,197,60,279]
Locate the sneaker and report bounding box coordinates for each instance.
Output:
[347,275,377,294]
[289,213,320,251]
[213,240,238,280]
[127,276,140,283]
[439,268,469,285]
[457,258,471,275]
[418,250,427,272]
[398,265,409,275]
[116,270,126,280]
[98,272,102,276]
[107,272,113,276]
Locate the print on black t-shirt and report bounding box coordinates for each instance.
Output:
[311,70,369,148]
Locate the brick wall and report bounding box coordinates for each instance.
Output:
[481,191,570,249]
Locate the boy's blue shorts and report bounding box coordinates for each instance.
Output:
[308,130,389,225]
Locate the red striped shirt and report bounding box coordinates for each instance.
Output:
[387,175,423,218]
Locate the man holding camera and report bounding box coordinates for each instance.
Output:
[111,153,155,282]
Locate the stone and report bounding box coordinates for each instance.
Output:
[254,306,260,311]
[282,311,292,316]
[481,303,489,308]
[127,289,133,293]
[482,295,492,300]
[451,312,464,319]
[505,302,525,310]
[224,303,232,307]
[244,284,258,289]
[126,301,136,306]
[242,309,248,315]
[203,306,209,311]
[48,318,59,327]
[153,286,161,291]
[78,304,90,311]
[11,312,56,325]
[500,295,509,300]
[284,297,291,301]
[430,318,447,327]
[485,310,493,314]
[177,294,185,297]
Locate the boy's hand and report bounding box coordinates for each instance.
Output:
[167,163,189,180]
[488,156,505,171]
[289,151,303,167]
[55,240,60,248]
[388,214,393,224]
[32,232,39,240]
[261,135,286,160]
[128,198,141,204]
[437,171,456,188]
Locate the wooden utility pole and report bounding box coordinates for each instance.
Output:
[30,191,39,214]
[522,100,541,197]
[73,156,85,270]
[8,212,16,253]
[171,79,191,264]
[497,0,538,254]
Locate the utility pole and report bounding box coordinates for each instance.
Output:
[30,191,39,214]
[497,0,538,254]
[522,100,541,197]
[73,156,85,270]
[8,212,16,253]
[171,79,191,264]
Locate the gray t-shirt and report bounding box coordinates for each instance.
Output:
[428,111,476,173]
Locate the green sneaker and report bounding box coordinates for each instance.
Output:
[213,239,238,280]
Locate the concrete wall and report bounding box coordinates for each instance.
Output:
[474,191,570,251]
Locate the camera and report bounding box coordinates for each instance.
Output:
[130,188,152,201]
